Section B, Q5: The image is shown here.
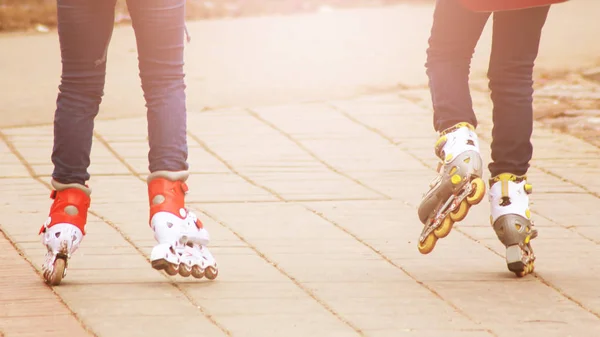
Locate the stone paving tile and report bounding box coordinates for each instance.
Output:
[239,170,384,200]
[186,110,383,200]
[571,226,600,243]
[0,231,92,337]
[300,197,598,330]
[341,170,432,205]
[0,318,90,337]
[532,193,600,227]
[0,141,30,179]
[364,330,492,337]
[429,280,600,337]
[301,200,510,282]
[524,167,587,194]
[80,315,226,337]
[252,104,426,173]
[201,202,481,332]
[2,127,131,178]
[304,281,476,331]
[214,314,360,337]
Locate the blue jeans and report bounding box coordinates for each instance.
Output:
[52,0,189,185]
[425,0,549,176]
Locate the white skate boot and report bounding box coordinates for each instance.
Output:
[147,171,218,280]
[39,180,90,286]
[489,173,537,277]
[417,122,486,254]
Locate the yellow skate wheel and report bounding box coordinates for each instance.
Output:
[165,264,179,276]
[46,258,66,286]
[450,200,469,222]
[527,261,535,274]
[417,234,437,255]
[205,266,218,280]
[434,217,454,239]
[515,270,527,278]
[466,178,485,205]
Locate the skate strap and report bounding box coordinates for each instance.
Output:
[148,179,190,224]
[439,122,475,136]
[42,188,90,235]
[489,173,527,198]
[434,136,446,160]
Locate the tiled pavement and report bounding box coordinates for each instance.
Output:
[1,90,599,337]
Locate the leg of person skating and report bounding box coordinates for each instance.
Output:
[41,0,117,286]
[417,0,489,254]
[487,5,550,277]
[127,0,218,280]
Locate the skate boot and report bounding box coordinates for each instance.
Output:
[39,180,90,286]
[489,173,537,277]
[148,171,218,280]
[417,122,486,254]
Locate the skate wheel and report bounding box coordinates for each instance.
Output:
[515,270,527,278]
[466,178,485,205]
[417,234,437,255]
[527,261,535,274]
[179,264,192,277]
[433,217,454,239]
[205,266,218,280]
[191,265,204,279]
[165,263,179,276]
[46,258,66,286]
[450,200,469,222]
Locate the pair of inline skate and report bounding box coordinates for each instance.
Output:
[39,171,218,286]
[38,122,534,284]
[418,122,537,277]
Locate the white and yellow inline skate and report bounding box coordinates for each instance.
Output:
[489,173,537,277]
[417,122,486,254]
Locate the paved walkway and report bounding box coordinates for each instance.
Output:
[1,88,599,337]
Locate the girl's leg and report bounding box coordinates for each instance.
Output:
[417,0,490,255]
[487,6,550,278]
[42,0,117,286]
[126,0,188,174]
[52,0,117,185]
[426,0,490,132]
[127,0,218,280]
[488,6,550,177]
